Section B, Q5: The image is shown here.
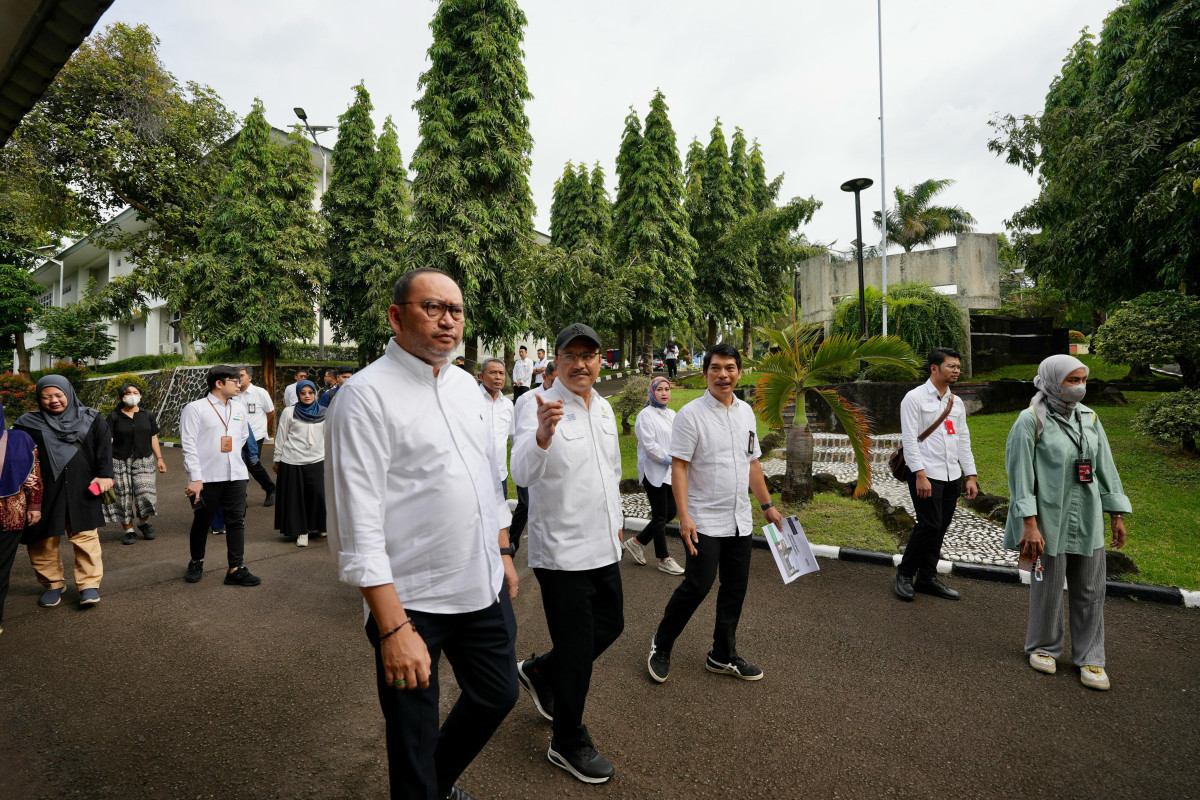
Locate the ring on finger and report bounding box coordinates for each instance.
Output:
[394,678,407,688]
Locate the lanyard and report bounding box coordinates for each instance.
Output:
[207,397,231,432]
[1049,409,1087,458]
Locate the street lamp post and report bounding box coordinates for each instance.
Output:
[840,177,874,349]
[294,107,334,362]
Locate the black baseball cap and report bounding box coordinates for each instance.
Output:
[555,322,601,352]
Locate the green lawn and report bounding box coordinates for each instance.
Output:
[967,392,1200,590]
[970,354,1181,386]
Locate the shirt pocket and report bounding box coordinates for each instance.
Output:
[558,422,588,463]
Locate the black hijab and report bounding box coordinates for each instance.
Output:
[16,375,99,480]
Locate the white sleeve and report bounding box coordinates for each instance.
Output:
[180,404,203,482]
[274,408,291,462]
[510,390,549,486]
[900,392,925,474]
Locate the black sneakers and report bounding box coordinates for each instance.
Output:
[138,522,157,540]
[648,637,671,683]
[185,560,204,583]
[224,566,262,586]
[548,740,615,784]
[516,656,554,721]
[705,652,764,681]
[263,488,276,507]
[122,530,138,545]
[914,574,961,600]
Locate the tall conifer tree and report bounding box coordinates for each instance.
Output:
[408,0,536,369]
[729,127,753,217]
[690,118,746,349]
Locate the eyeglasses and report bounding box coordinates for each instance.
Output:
[558,352,600,366]
[941,365,962,372]
[397,300,465,321]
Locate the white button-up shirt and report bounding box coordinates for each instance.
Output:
[180,393,251,483]
[325,340,512,617]
[512,357,533,388]
[635,405,676,487]
[480,383,514,483]
[670,391,761,537]
[240,384,273,440]
[283,382,300,408]
[900,380,977,482]
[272,406,324,466]
[510,382,623,571]
[532,357,549,386]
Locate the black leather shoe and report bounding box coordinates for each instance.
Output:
[263,488,276,507]
[894,571,915,601]
[445,787,476,800]
[914,575,960,600]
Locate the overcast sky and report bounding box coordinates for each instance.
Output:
[100,0,1114,250]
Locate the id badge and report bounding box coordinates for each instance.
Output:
[1076,458,1093,483]
[944,419,956,435]
[220,435,233,453]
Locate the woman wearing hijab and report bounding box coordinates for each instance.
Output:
[1,416,43,636]
[1003,354,1131,691]
[106,382,166,545]
[14,375,113,608]
[626,376,685,575]
[272,380,326,547]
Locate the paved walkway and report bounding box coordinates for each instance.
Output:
[3,448,1198,799]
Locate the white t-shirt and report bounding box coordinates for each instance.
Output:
[240,384,273,440]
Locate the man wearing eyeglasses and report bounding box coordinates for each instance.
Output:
[894,346,979,602]
[324,267,518,800]
[511,323,623,785]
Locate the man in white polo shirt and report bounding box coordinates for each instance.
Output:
[511,323,623,786]
[236,366,276,508]
[325,267,518,800]
[647,343,781,684]
[531,347,549,388]
[479,358,515,496]
[282,368,309,408]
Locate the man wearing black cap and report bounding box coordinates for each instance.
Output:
[511,323,624,785]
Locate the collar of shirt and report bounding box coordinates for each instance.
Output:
[388,338,451,387]
[479,383,507,404]
[923,379,949,400]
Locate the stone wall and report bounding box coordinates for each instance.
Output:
[970,315,1069,374]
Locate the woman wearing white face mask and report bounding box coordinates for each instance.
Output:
[106,382,166,546]
[1003,354,1131,691]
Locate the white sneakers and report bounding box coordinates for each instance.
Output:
[297,534,309,547]
[1080,666,1111,691]
[1029,652,1056,674]
[622,539,646,565]
[657,557,684,575]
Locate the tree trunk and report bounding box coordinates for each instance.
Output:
[743,317,753,359]
[706,317,718,352]
[616,327,625,370]
[1127,361,1151,379]
[465,337,479,377]
[261,340,278,435]
[782,420,814,505]
[15,330,30,379]
[179,324,197,363]
[504,343,515,390]
[1175,354,1198,389]
[642,324,653,376]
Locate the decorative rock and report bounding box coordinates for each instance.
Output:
[1105,549,1139,577]
[988,504,1009,525]
[619,478,642,494]
[966,493,1008,515]
[1101,386,1129,406]
[766,473,784,494]
[760,431,783,453]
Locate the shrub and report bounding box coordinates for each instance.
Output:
[90,354,183,375]
[0,372,37,422]
[611,375,651,434]
[1096,291,1200,388]
[1133,389,1200,453]
[100,372,152,414]
[1069,330,1086,343]
[41,361,91,393]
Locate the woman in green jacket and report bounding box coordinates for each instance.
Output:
[1003,354,1131,691]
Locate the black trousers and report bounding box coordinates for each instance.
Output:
[531,563,624,750]
[0,530,22,625]
[636,478,676,559]
[509,485,529,551]
[367,596,518,800]
[512,386,529,403]
[655,532,752,662]
[188,480,248,567]
[247,439,275,493]
[665,358,678,379]
[898,475,961,578]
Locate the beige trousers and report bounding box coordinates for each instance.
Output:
[27,529,104,591]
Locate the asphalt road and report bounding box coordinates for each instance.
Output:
[2,447,1198,799]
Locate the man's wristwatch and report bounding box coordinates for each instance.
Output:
[760,501,774,511]
[500,545,516,557]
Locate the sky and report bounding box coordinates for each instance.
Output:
[98,0,1115,251]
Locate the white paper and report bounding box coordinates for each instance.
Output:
[762,515,820,584]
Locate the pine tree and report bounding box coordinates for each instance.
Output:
[729,127,753,217]
[192,99,324,398]
[612,107,643,267]
[589,162,612,247]
[690,118,746,349]
[365,115,412,353]
[408,0,536,369]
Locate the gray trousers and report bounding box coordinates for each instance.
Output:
[1024,545,1107,667]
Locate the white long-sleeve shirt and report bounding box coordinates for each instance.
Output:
[510,382,622,571]
[180,393,250,483]
[635,405,676,487]
[283,382,300,407]
[480,383,514,483]
[273,406,325,465]
[670,391,761,537]
[325,340,512,617]
[900,380,977,482]
[512,357,533,388]
[240,384,273,440]
[532,357,549,386]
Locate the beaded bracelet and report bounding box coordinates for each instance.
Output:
[379,618,415,642]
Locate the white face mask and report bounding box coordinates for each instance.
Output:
[123,395,141,407]
[1060,384,1087,403]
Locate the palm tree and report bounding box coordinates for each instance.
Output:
[753,325,920,503]
[873,178,977,253]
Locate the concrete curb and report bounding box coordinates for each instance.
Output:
[616,513,1198,609]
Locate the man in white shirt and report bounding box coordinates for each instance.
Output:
[480,358,515,496]
[511,323,623,786]
[512,345,533,402]
[664,338,679,380]
[236,366,277,508]
[282,369,309,408]
[647,343,781,685]
[325,267,518,800]
[895,347,979,602]
[508,361,555,553]
[531,348,549,388]
[180,365,262,587]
